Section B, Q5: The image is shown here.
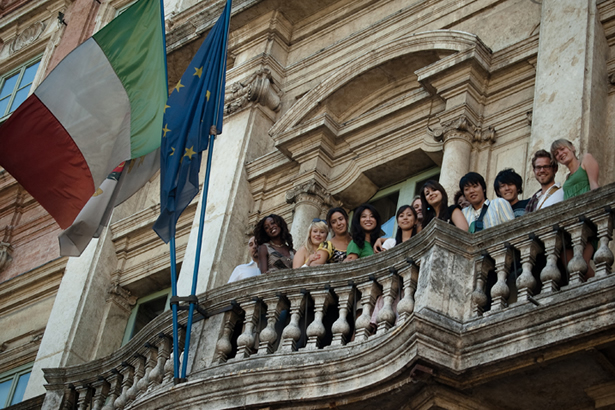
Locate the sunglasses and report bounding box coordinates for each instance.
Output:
[312,218,327,224]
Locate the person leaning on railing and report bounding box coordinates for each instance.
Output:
[227,236,261,283]
[460,172,514,233]
[525,149,564,213]
[254,214,295,273]
[493,168,528,218]
[311,207,353,265]
[293,219,328,268]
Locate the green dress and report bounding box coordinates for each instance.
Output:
[563,166,590,200]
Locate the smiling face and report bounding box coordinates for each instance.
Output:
[424,186,443,208]
[263,217,280,239]
[329,211,348,236]
[412,198,423,221]
[463,183,486,209]
[457,195,471,209]
[533,157,556,187]
[310,226,328,246]
[359,209,376,232]
[397,208,416,231]
[553,145,576,166]
[497,182,519,205]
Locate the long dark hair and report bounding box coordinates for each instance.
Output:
[350,204,382,248]
[394,205,418,245]
[326,207,349,235]
[420,180,451,228]
[253,214,293,249]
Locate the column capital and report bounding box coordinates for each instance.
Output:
[224,68,282,115]
[285,180,341,208]
[106,282,137,314]
[430,115,496,146]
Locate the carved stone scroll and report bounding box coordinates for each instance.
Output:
[224,68,282,114]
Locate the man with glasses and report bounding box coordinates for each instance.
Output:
[525,149,564,213]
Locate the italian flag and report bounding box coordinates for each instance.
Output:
[0,0,167,229]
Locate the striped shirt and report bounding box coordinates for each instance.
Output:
[462,198,514,230]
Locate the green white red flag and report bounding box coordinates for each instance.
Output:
[0,0,167,229]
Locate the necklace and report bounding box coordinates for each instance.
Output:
[270,242,285,248]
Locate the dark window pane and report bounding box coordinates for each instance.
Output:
[19,63,39,87]
[10,373,30,405]
[9,88,30,113]
[131,295,167,338]
[0,74,18,100]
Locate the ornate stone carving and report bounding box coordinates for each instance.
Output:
[106,282,137,313]
[430,115,497,145]
[224,68,282,114]
[0,242,13,272]
[285,180,340,208]
[9,21,45,54]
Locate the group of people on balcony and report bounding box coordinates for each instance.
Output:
[228,139,600,282]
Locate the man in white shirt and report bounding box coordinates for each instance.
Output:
[227,236,261,283]
[460,172,515,233]
[525,149,564,213]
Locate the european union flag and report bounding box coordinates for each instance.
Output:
[153,0,231,243]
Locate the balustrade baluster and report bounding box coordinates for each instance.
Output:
[566,221,592,285]
[397,262,419,323]
[101,369,121,410]
[235,299,261,359]
[163,327,185,383]
[305,289,334,349]
[136,345,157,393]
[489,246,512,312]
[91,378,110,410]
[215,309,241,364]
[590,210,614,277]
[280,292,307,352]
[330,285,354,346]
[354,280,381,342]
[113,364,133,410]
[471,254,493,316]
[76,384,92,410]
[516,237,541,303]
[539,229,563,293]
[125,355,145,403]
[376,273,400,334]
[258,295,287,355]
[149,334,171,389]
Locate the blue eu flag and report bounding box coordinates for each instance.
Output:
[153,0,231,243]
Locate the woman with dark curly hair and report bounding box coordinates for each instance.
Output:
[344,204,382,261]
[253,214,294,273]
[420,180,468,230]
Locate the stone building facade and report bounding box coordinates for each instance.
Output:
[1,0,615,409]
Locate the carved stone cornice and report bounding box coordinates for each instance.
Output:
[224,68,282,115]
[430,115,496,146]
[106,282,137,313]
[0,242,12,273]
[285,180,341,208]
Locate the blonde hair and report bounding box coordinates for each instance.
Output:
[550,139,576,159]
[302,221,328,254]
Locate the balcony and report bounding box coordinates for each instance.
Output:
[40,185,615,410]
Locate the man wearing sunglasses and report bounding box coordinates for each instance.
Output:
[525,149,564,213]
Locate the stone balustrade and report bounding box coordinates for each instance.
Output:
[40,185,615,410]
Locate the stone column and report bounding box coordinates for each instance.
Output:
[286,180,339,244]
[24,227,118,399]
[529,0,608,182]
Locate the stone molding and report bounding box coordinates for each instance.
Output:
[224,68,282,115]
[430,115,496,146]
[0,241,12,272]
[106,282,137,313]
[9,21,45,54]
[285,180,341,209]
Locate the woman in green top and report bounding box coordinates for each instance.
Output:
[550,139,599,199]
[344,204,382,261]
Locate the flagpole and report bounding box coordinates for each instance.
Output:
[179,0,232,380]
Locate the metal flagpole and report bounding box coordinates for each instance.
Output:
[180,0,232,380]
